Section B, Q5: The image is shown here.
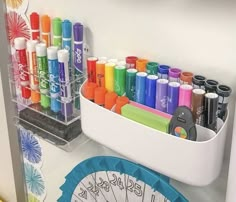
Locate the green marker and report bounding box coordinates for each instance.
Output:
[146,62,159,75]
[52,18,62,48]
[114,65,126,96]
[126,68,137,101]
[36,43,50,108]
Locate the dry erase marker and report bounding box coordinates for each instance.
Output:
[192,75,206,90]
[155,79,168,112]
[126,56,138,69]
[58,49,73,117]
[147,62,159,75]
[27,40,40,103]
[167,82,180,115]
[14,37,31,99]
[178,84,193,108]
[30,12,40,40]
[105,62,115,92]
[96,61,106,87]
[114,65,126,96]
[62,20,72,69]
[204,93,218,132]
[41,15,51,47]
[205,79,218,93]
[36,43,50,108]
[158,65,170,79]
[52,18,62,48]
[145,75,158,108]
[126,68,137,101]
[135,72,147,104]
[136,59,148,72]
[47,46,60,113]
[169,68,181,82]
[180,71,193,85]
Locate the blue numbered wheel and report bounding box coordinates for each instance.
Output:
[58,156,188,202]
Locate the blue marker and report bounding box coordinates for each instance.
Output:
[47,46,60,113]
[135,72,147,104]
[62,20,72,78]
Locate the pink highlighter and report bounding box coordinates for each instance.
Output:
[178,84,193,108]
[130,101,172,120]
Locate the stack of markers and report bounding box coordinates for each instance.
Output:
[83,56,232,133]
[13,12,84,118]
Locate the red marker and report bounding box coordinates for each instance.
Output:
[30,12,40,41]
[14,37,31,99]
[87,57,98,82]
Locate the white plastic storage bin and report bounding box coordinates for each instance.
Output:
[79,83,228,186]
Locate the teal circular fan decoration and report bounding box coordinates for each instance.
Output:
[58,156,188,202]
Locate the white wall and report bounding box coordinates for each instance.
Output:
[0,75,17,202]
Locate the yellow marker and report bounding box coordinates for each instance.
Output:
[105,62,116,92]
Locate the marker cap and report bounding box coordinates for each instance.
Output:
[41,15,51,32]
[105,92,118,110]
[30,12,39,29]
[62,20,72,38]
[169,68,181,78]
[27,40,38,52]
[82,82,97,100]
[94,87,107,105]
[136,59,148,72]
[21,86,31,99]
[40,94,50,108]
[180,71,194,84]
[159,65,170,74]
[47,46,59,60]
[36,43,47,57]
[31,90,40,103]
[58,49,69,62]
[115,96,129,114]
[126,56,138,64]
[14,37,26,50]
[52,18,62,36]
[51,98,60,113]
[73,23,83,41]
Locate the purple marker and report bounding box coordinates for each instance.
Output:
[73,23,83,72]
[167,82,180,115]
[168,68,181,82]
[58,49,73,117]
[155,79,168,112]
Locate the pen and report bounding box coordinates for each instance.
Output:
[52,18,62,48]
[41,15,51,47]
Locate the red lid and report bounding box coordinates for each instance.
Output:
[21,86,31,99]
[30,12,40,29]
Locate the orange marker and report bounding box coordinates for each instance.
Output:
[115,96,129,114]
[82,82,97,101]
[105,92,118,110]
[136,59,148,72]
[41,15,51,47]
[96,61,106,87]
[94,87,107,106]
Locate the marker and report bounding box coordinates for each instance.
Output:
[29,12,40,40]
[105,62,115,92]
[158,65,170,79]
[135,72,147,104]
[14,37,31,99]
[47,46,60,113]
[41,15,51,47]
[167,82,180,115]
[126,56,138,69]
[26,40,40,103]
[205,79,218,93]
[180,71,193,85]
[52,18,62,48]
[168,68,181,82]
[36,43,50,108]
[146,62,159,75]
[73,23,83,72]
[58,49,73,117]
[155,79,168,112]
[96,61,106,87]
[204,93,219,132]
[178,84,193,108]
[145,75,158,108]
[191,89,205,126]
[114,65,126,96]
[126,68,137,101]
[94,87,107,106]
[192,75,206,90]
[217,85,232,121]
[136,59,148,72]
[62,20,72,70]
[87,57,98,83]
